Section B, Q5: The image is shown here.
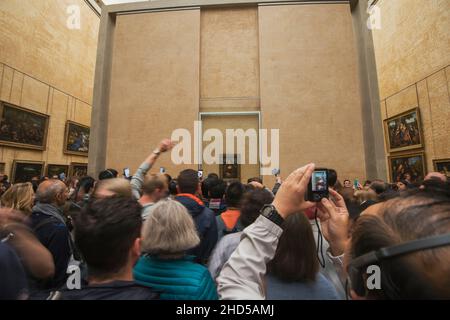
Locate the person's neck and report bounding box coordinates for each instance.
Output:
[88,266,133,285]
[139,194,156,206]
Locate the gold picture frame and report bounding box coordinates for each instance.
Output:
[433,159,450,178]
[46,164,69,179]
[0,101,49,151]
[388,152,426,183]
[69,162,88,178]
[11,160,45,183]
[384,107,423,153]
[64,120,90,156]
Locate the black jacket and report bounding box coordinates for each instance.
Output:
[30,203,72,290]
[54,281,159,300]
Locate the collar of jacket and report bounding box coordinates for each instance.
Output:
[32,202,66,225]
[176,193,204,206]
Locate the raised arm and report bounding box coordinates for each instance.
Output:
[130,139,174,200]
[217,164,315,300]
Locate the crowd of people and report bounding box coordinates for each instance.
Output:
[0,138,449,300]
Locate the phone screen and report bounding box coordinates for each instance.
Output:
[311,170,327,192]
[124,168,130,178]
[198,170,203,178]
[160,167,166,174]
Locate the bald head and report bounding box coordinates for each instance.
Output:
[424,172,446,183]
[36,179,67,205]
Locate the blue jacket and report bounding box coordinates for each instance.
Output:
[175,195,218,264]
[133,255,218,300]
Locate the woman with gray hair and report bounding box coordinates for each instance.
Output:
[133,199,218,300]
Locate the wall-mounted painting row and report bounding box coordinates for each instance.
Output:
[9,161,88,183]
[0,101,90,156]
[388,152,426,183]
[384,107,423,153]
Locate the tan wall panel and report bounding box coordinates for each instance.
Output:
[74,100,91,126]
[21,76,50,114]
[201,115,260,182]
[385,85,418,118]
[372,0,450,100]
[417,80,435,173]
[0,0,99,104]
[106,10,201,175]
[200,7,259,101]
[426,70,450,159]
[10,70,24,105]
[46,89,70,164]
[0,66,13,102]
[259,4,366,184]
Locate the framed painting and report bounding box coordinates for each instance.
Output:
[0,101,49,150]
[388,152,426,183]
[46,164,69,179]
[69,162,88,178]
[219,154,241,181]
[433,159,450,178]
[11,160,45,183]
[64,121,90,156]
[384,108,423,153]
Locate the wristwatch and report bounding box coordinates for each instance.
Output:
[260,204,285,228]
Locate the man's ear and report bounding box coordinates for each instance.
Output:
[176,185,181,194]
[131,238,141,263]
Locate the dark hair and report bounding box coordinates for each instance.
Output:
[98,169,118,180]
[77,176,95,194]
[351,186,450,299]
[240,189,273,227]
[209,179,227,199]
[225,181,245,208]
[73,197,142,279]
[177,169,199,195]
[169,179,178,196]
[207,173,219,179]
[201,176,218,199]
[247,177,262,184]
[370,180,387,195]
[363,180,372,186]
[328,169,337,187]
[142,175,165,195]
[268,212,318,282]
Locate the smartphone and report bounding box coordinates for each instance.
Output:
[123,168,130,178]
[160,167,166,174]
[198,170,203,179]
[354,179,359,189]
[272,168,280,176]
[306,168,329,202]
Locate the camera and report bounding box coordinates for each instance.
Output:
[306,168,329,202]
[160,167,166,174]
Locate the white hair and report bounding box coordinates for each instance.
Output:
[141,199,200,255]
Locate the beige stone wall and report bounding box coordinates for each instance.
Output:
[104,3,366,184]
[0,0,98,177]
[0,0,99,104]
[373,0,450,175]
[259,4,366,187]
[106,10,201,175]
[200,7,260,112]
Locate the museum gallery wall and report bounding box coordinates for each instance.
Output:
[0,0,98,180]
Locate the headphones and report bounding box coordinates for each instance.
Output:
[347,232,450,298]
